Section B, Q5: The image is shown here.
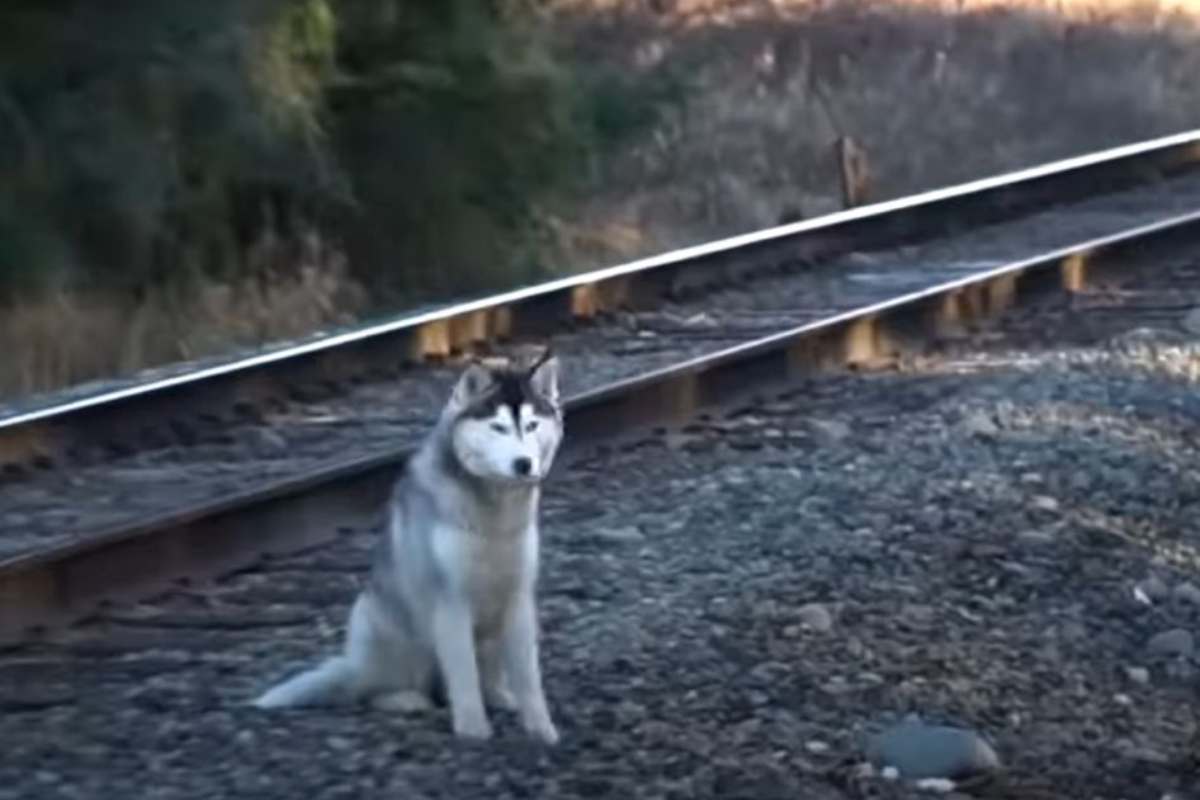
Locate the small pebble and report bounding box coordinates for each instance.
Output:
[1030,495,1060,512]
[590,526,645,544]
[1016,530,1055,547]
[682,312,717,328]
[796,602,834,632]
[961,412,998,439]
[1136,576,1170,603]
[1124,666,1150,685]
[809,419,851,443]
[1146,628,1195,659]
[914,778,958,793]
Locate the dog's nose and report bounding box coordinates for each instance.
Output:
[513,457,533,476]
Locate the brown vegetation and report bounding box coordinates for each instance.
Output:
[2,231,364,397]
[546,0,1200,258]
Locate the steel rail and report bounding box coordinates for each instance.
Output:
[4,130,1200,467]
[3,204,1198,645]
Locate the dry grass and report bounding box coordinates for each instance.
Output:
[546,0,1200,266]
[0,233,366,402]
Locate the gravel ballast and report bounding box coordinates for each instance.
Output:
[2,256,1200,798]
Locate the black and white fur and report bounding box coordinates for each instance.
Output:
[253,351,563,743]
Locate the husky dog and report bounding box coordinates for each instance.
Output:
[253,348,563,744]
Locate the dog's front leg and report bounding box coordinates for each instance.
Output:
[431,600,491,740]
[501,590,558,744]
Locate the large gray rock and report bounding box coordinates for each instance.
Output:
[1146,628,1195,659]
[866,717,1001,780]
[1173,582,1200,607]
[796,602,834,632]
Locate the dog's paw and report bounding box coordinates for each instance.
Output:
[523,715,559,745]
[453,714,494,741]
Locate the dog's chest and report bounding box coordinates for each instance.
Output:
[457,533,528,634]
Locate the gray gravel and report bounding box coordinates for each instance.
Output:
[5,173,1200,560]
[2,251,1200,798]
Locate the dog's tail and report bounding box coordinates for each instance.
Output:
[252,657,356,709]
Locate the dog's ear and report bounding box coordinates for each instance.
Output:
[451,362,494,407]
[528,350,560,406]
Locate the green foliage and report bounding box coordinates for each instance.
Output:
[0,1,335,299]
[328,0,589,297]
[573,62,688,150]
[0,0,667,307]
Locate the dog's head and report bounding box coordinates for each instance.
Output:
[446,348,563,486]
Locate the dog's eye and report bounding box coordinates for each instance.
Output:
[525,420,539,433]
[490,423,508,434]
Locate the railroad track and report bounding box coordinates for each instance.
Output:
[5,130,1200,646]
